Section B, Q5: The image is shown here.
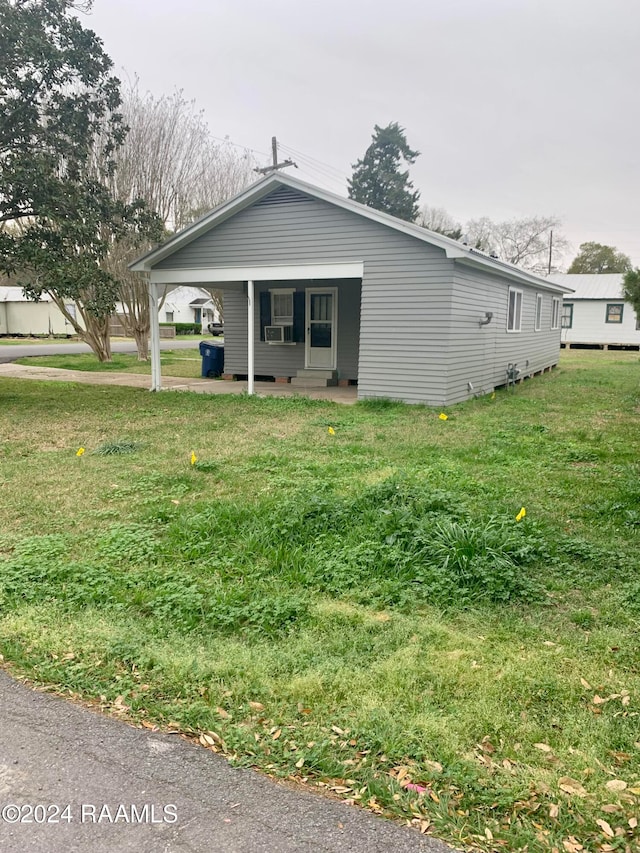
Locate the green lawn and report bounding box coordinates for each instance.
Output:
[0,351,639,852]
[15,349,203,378]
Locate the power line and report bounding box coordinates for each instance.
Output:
[278,142,347,181]
[277,146,348,193]
[283,154,342,186]
[209,135,271,160]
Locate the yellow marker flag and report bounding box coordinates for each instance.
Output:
[328,426,336,435]
[491,392,496,400]
[76,447,85,457]
[515,507,526,522]
[438,413,448,421]
[190,451,197,466]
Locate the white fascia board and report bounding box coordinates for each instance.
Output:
[149,263,364,285]
[456,257,573,293]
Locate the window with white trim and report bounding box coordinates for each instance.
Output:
[534,294,543,331]
[507,288,523,332]
[271,289,294,325]
[165,311,174,322]
[551,297,561,330]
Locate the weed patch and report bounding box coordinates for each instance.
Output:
[92,440,142,456]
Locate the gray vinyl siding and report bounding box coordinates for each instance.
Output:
[222,279,361,380]
[447,263,560,403]
[155,189,456,402]
[150,187,562,404]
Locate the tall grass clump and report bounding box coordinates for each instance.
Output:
[168,477,546,610]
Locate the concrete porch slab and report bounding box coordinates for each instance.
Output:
[0,363,359,404]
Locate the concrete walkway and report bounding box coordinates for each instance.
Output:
[0,671,450,853]
[0,363,358,404]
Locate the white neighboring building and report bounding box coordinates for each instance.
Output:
[158,286,221,329]
[0,286,79,336]
[548,274,640,349]
[0,283,221,337]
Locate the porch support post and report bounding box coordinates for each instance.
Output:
[247,279,255,395]
[149,281,162,392]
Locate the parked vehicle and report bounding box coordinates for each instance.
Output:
[207,321,224,336]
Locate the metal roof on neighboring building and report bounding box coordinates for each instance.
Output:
[547,273,624,300]
[0,286,53,303]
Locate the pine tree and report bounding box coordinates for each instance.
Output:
[348,123,420,222]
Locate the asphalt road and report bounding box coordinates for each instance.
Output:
[0,340,205,363]
[0,672,451,853]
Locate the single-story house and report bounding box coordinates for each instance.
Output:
[131,173,570,405]
[0,286,80,336]
[154,285,221,329]
[547,273,639,349]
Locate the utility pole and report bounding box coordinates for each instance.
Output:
[254,136,296,175]
[548,229,553,275]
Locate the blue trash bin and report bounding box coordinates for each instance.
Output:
[199,341,224,378]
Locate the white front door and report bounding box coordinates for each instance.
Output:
[305,287,337,369]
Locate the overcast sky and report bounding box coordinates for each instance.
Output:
[87,0,639,267]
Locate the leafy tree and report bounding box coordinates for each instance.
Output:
[567,242,632,274]
[348,122,420,222]
[622,268,640,320]
[0,0,159,361]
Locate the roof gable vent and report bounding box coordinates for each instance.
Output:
[254,186,313,208]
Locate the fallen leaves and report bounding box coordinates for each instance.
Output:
[405,783,428,794]
[199,730,228,754]
[558,777,588,798]
[595,819,614,838]
[604,779,627,792]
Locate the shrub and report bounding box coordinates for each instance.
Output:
[160,322,201,335]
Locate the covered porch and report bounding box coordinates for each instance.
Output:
[148,263,363,394]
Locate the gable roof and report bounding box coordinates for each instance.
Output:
[131,172,568,293]
[547,273,624,300]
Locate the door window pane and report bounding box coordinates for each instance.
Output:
[310,323,331,347]
[311,294,331,322]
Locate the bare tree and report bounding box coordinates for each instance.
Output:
[464,215,569,274]
[416,206,462,240]
[99,81,257,359]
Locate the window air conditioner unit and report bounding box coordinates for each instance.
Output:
[265,325,292,343]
